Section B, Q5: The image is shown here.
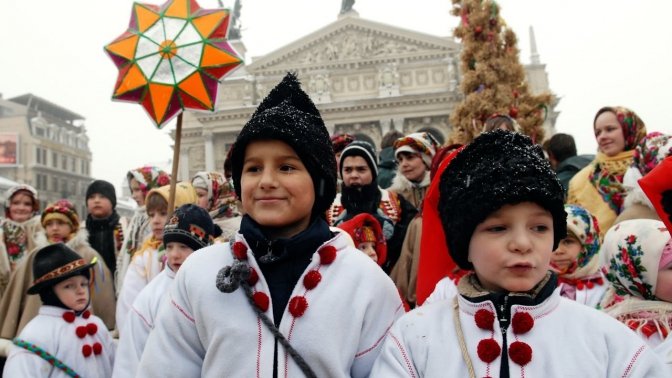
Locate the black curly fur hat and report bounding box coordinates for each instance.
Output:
[438,130,567,270]
[231,72,337,219]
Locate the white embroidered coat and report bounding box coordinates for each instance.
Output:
[371,288,667,377]
[115,243,162,336]
[113,266,175,378]
[137,232,404,377]
[3,306,115,378]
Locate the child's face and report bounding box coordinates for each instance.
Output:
[195,188,210,210]
[129,178,145,206]
[551,235,582,273]
[341,156,373,187]
[358,241,378,262]
[87,193,113,219]
[9,192,33,222]
[241,140,314,239]
[656,265,672,302]
[166,241,193,272]
[148,208,168,240]
[468,202,554,293]
[53,275,89,312]
[45,219,73,243]
[396,152,426,183]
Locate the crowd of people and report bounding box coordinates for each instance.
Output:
[0,72,671,376]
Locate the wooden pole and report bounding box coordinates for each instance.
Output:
[167,112,183,216]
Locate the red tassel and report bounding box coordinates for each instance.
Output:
[511,312,534,335]
[641,323,658,338]
[76,326,87,339]
[62,312,75,323]
[289,296,309,318]
[474,309,495,331]
[247,268,259,286]
[86,323,98,336]
[82,344,93,357]
[477,338,501,363]
[92,342,103,355]
[232,242,248,260]
[303,270,322,290]
[509,341,532,366]
[252,292,269,312]
[318,246,337,265]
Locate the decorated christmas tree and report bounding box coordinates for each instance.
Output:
[449,0,551,144]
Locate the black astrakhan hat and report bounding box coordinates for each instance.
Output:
[438,130,567,270]
[231,72,337,218]
[28,243,96,295]
[163,204,221,252]
[339,140,379,180]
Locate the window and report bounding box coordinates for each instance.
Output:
[61,155,67,170]
[52,151,58,168]
[35,147,46,165]
[35,127,45,137]
[61,179,68,195]
[52,176,59,192]
[70,157,76,173]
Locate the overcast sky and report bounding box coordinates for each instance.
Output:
[1,0,671,194]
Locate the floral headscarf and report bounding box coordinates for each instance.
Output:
[602,219,670,300]
[595,106,648,152]
[127,166,171,198]
[330,133,355,154]
[554,205,601,280]
[4,184,39,220]
[632,132,672,177]
[191,171,227,211]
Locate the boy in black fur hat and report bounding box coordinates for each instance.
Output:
[85,179,126,276]
[372,130,666,377]
[138,73,403,377]
[3,244,115,377]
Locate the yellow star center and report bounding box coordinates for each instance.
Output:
[158,40,177,59]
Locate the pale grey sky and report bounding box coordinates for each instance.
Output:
[1,0,671,193]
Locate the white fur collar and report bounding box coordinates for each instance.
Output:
[389,170,431,193]
[34,228,91,251]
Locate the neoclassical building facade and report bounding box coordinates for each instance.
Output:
[177,12,556,180]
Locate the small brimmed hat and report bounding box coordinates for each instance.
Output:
[27,243,96,295]
[41,199,79,230]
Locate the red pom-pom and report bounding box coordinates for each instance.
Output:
[82,310,91,319]
[252,292,269,312]
[576,281,585,290]
[232,242,248,260]
[476,338,501,363]
[474,309,495,331]
[303,270,322,290]
[586,281,594,289]
[475,26,483,34]
[92,342,103,355]
[318,246,337,265]
[289,296,309,318]
[509,107,519,118]
[62,312,75,323]
[641,323,657,338]
[82,344,92,357]
[247,268,259,286]
[86,323,98,335]
[509,341,532,366]
[511,312,534,335]
[76,326,87,339]
[597,277,604,285]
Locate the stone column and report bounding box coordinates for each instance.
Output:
[203,129,214,172]
[380,119,392,136]
[179,148,190,181]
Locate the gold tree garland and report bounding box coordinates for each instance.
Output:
[449,0,552,145]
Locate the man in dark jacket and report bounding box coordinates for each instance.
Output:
[545,133,594,195]
[377,130,404,189]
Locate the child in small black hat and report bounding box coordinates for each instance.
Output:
[85,179,127,277]
[113,204,220,377]
[371,130,666,377]
[138,73,403,377]
[3,243,115,377]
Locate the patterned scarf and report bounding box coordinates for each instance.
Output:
[589,150,633,214]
